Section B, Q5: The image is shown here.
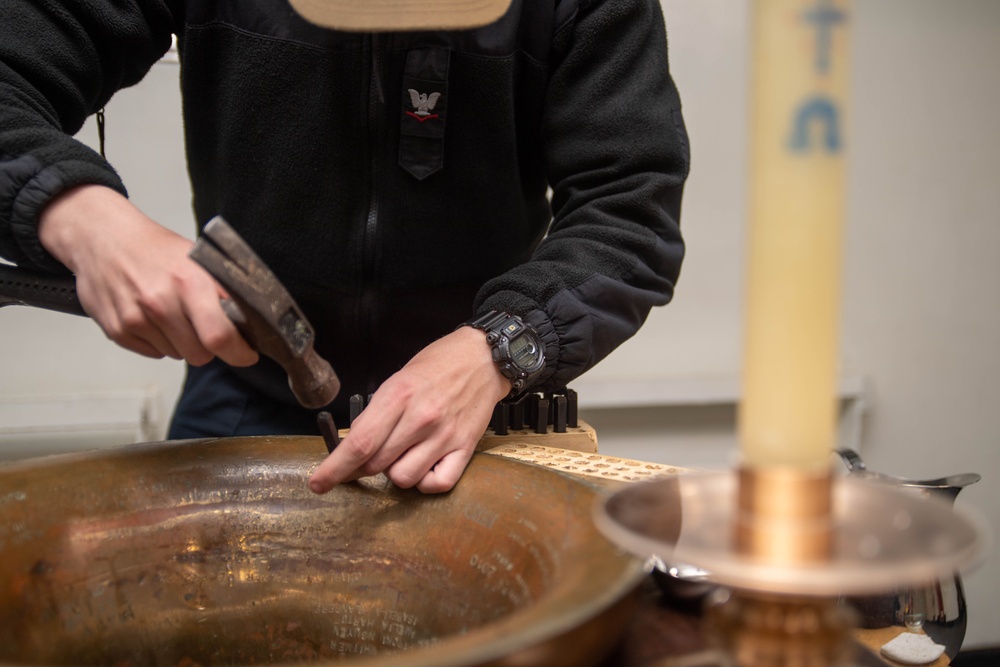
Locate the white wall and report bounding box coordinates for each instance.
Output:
[0,0,998,650]
[845,1,1000,648]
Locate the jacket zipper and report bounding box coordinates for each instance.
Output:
[360,33,384,391]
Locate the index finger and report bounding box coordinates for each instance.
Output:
[308,397,404,493]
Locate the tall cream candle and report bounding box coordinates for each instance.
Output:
[740,0,850,470]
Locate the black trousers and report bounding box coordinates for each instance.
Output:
[168,358,345,440]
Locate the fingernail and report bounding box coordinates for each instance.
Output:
[309,479,326,494]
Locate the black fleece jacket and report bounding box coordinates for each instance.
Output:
[0,0,689,413]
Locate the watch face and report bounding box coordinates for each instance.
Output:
[509,333,543,371]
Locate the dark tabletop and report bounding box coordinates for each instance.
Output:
[598,575,709,667]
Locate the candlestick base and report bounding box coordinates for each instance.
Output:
[593,471,985,596]
[596,470,985,667]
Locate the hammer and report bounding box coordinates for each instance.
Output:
[0,217,340,409]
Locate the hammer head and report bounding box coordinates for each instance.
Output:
[189,217,341,409]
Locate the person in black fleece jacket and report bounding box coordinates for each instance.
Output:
[0,0,689,493]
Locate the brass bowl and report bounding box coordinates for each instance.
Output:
[0,437,644,666]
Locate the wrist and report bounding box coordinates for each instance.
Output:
[456,325,513,402]
[37,184,136,271]
[464,310,546,399]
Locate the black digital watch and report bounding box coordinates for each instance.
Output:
[466,310,546,397]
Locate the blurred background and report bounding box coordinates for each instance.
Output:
[1,0,997,650]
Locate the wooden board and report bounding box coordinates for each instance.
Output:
[854,627,950,666]
[481,442,691,485]
[475,420,600,454]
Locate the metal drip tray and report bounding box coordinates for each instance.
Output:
[0,437,644,667]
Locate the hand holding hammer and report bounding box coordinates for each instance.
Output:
[0,216,340,409]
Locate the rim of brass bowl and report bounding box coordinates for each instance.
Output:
[0,436,645,667]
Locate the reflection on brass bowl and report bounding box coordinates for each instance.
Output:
[0,437,645,667]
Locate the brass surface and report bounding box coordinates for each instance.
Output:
[0,437,645,666]
[735,467,834,564]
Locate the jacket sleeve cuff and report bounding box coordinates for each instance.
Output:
[524,307,561,389]
[1,153,127,273]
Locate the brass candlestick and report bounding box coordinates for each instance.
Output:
[706,589,856,667]
[594,467,986,667]
[709,468,849,667]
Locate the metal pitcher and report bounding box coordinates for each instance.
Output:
[837,448,981,660]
